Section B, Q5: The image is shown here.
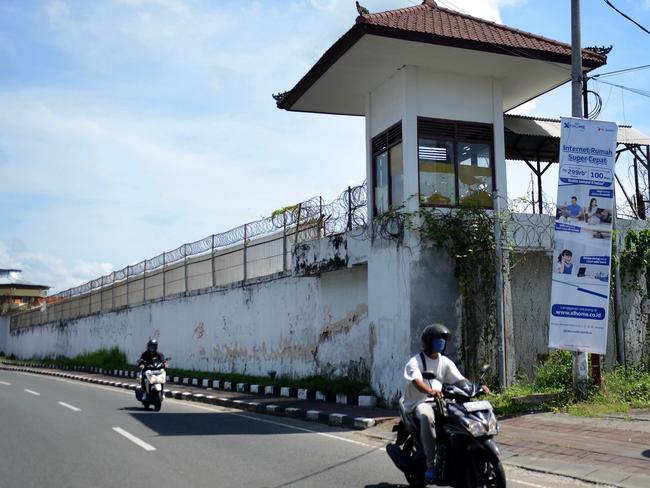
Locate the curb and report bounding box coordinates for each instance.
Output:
[1,362,376,407]
[0,364,377,431]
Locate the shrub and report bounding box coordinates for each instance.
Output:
[604,363,650,405]
[534,350,573,392]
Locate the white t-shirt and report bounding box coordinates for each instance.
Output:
[402,352,464,412]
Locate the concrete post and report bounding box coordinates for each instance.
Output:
[571,0,588,398]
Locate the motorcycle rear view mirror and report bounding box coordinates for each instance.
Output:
[422,371,437,380]
[479,364,490,379]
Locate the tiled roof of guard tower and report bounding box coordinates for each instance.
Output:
[275,0,606,110]
[359,0,604,63]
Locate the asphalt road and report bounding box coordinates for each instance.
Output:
[0,370,608,488]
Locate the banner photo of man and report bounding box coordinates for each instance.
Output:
[548,117,618,354]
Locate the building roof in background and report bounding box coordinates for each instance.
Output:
[504,114,650,145]
[0,269,49,290]
[504,114,650,164]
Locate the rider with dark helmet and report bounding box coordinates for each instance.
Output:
[402,324,466,485]
[138,339,165,399]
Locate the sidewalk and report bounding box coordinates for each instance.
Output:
[2,363,649,487]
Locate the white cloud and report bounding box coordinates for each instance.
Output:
[3,0,576,297]
[436,0,526,23]
[508,98,538,116]
[0,239,114,294]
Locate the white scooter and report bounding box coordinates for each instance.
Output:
[135,358,170,412]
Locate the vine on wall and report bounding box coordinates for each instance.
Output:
[374,199,508,377]
[619,229,650,296]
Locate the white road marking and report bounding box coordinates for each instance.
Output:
[112,427,156,451]
[24,389,40,396]
[58,401,81,412]
[0,381,11,385]
[509,480,548,488]
[181,400,375,448]
[4,371,566,487]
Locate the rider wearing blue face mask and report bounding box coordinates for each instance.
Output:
[402,324,467,484]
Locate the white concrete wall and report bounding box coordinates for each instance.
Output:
[0,315,8,355]
[6,266,371,381]
[369,70,404,137]
[366,240,414,404]
[416,69,494,123]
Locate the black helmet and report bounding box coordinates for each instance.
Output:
[421,323,451,354]
[147,339,158,352]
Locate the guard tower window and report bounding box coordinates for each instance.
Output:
[372,122,403,215]
[418,118,494,207]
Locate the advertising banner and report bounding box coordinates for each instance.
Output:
[548,117,618,354]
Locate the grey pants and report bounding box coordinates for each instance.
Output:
[414,402,437,469]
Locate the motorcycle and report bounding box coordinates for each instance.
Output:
[386,365,506,488]
[135,358,170,412]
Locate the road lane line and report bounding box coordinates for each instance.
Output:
[509,480,547,488]
[1,372,553,487]
[0,381,11,385]
[180,401,375,448]
[24,389,40,396]
[58,401,81,412]
[37,375,378,449]
[112,427,156,451]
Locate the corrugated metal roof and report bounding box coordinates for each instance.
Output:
[504,114,650,145]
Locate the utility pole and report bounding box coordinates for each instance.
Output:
[571,0,589,398]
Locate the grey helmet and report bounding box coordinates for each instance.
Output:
[421,323,450,354]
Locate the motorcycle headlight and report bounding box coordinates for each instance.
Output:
[463,418,488,437]
[487,413,499,436]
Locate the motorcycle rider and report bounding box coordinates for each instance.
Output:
[138,339,166,400]
[402,323,489,485]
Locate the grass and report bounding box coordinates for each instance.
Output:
[3,348,650,411]
[0,350,370,397]
[491,350,650,417]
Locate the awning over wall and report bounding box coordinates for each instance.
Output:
[503,114,650,217]
[504,114,650,163]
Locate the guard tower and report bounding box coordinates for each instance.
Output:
[275,1,606,397]
[0,269,49,354]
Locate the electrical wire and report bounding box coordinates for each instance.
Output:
[437,0,574,76]
[585,90,603,119]
[595,79,650,99]
[592,64,650,79]
[603,0,650,37]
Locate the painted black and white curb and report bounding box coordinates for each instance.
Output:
[0,363,377,430]
[3,362,377,407]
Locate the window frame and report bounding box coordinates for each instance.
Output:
[417,117,496,209]
[371,122,403,215]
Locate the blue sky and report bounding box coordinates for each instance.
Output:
[0,0,648,293]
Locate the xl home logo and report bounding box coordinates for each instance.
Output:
[563,121,586,131]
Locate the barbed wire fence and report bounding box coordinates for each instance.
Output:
[11,180,646,330]
[11,183,368,329]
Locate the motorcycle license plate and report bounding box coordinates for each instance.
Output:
[147,370,162,375]
[464,400,492,412]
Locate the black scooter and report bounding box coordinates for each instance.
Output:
[386,365,506,488]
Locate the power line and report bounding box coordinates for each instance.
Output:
[596,79,650,99]
[603,0,650,37]
[434,0,572,76]
[592,64,650,79]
